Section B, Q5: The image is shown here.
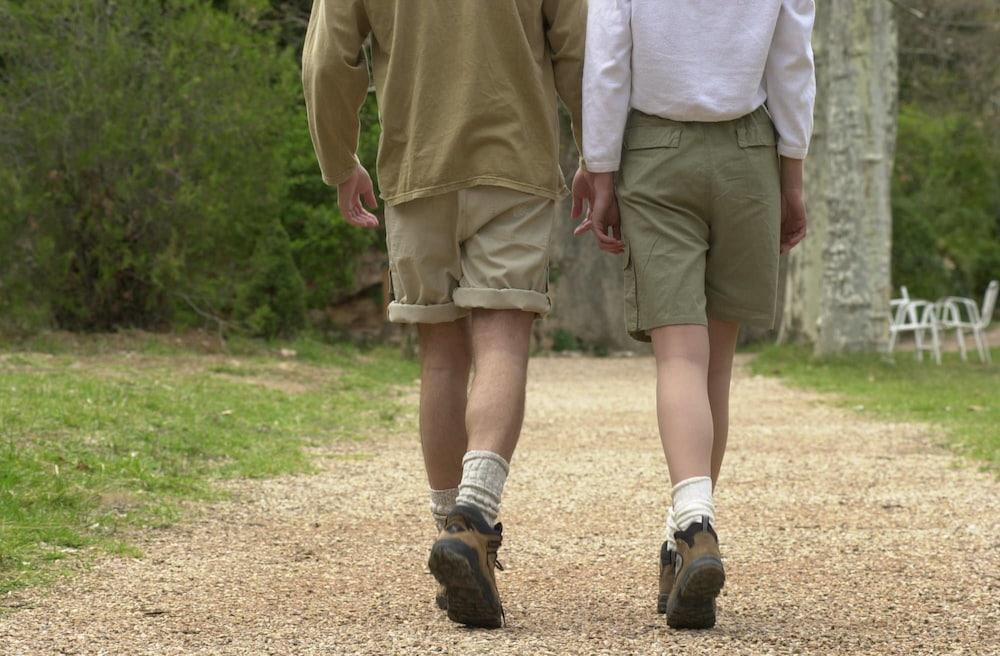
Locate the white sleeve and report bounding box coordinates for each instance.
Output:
[764,0,816,160]
[583,0,632,173]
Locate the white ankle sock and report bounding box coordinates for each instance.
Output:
[429,487,458,531]
[665,506,680,552]
[671,476,715,534]
[455,450,510,526]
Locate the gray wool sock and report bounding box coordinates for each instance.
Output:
[455,450,510,526]
[429,487,459,532]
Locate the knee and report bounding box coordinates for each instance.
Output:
[656,350,710,373]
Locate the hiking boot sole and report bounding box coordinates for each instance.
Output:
[428,539,502,629]
[666,556,725,630]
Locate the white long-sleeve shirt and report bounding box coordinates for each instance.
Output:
[583,0,816,172]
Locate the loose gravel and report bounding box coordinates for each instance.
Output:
[2,356,998,655]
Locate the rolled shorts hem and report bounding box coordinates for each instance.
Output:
[628,315,708,343]
[387,301,469,325]
[454,287,551,317]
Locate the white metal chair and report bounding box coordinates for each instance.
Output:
[888,286,942,364]
[889,285,911,322]
[936,280,998,364]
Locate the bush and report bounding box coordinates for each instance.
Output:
[280,95,382,310]
[892,105,1000,303]
[236,222,306,337]
[0,0,311,335]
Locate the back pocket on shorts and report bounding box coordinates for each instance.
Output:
[736,120,777,148]
[624,126,682,150]
[621,126,683,191]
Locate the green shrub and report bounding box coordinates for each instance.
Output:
[551,329,581,353]
[0,0,307,334]
[236,223,306,337]
[280,95,382,310]
[892,105,1000,304]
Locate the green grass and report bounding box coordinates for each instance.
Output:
[0,332,418,595]
[750,344,1000,473]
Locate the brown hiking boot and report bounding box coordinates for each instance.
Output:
[656,541,674,613]
[665,517,725,629]
[427,505,505,628]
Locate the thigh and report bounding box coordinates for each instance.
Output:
[454,187,555,316]
[384,192,465,322]
[618,117,712,342]
[705,109,781,328]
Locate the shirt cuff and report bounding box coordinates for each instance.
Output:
[322,155,360,187]
[777,143,809,160]
[584,159,621,173]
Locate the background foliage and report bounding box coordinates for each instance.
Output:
[1,0,997,336]
[892,0,1000,302]
[0,0,379,337]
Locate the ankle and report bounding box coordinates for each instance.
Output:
[454,450,510,526]
[671,476,715,533]
[430,487,459,531]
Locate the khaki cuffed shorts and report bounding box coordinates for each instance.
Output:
[384,186,555,324]
[617,106,782,342]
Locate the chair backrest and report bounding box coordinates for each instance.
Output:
[980,280,998,327]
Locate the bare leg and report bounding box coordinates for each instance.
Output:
[465,309,535,461]
[707,319,741,487]
[418,318,472,490]
[650,324,713,484]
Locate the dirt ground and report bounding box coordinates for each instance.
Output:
[2,356,998,655]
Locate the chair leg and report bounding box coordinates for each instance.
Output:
[930,324,942,365]
[887,328,898,354]
[914,328,924,362]
[973,328,990,364]
[956,327,968,362]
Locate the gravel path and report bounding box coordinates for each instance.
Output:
[2,356,998,655]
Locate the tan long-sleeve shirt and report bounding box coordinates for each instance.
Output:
[302,0,585,206]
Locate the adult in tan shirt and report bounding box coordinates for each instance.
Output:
[302,0,588,629]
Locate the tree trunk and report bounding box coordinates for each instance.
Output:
[781,1,899,354]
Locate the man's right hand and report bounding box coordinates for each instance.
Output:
[337,165,379,229]
[573,171,624,254]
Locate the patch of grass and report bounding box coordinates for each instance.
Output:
[0,333,418,596]
[751,344,1000,472]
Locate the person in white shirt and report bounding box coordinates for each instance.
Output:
[575,0,816,630]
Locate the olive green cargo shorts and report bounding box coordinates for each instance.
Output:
[617,106,782,342]
[384,186,554,324]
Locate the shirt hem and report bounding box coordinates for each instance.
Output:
[382,177,568,206]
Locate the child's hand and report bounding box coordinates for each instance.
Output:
[780,188,807,254]
[779,158,807,254]
[337,164,379,229]
[570,166,594,227]
[572,171,624,254]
